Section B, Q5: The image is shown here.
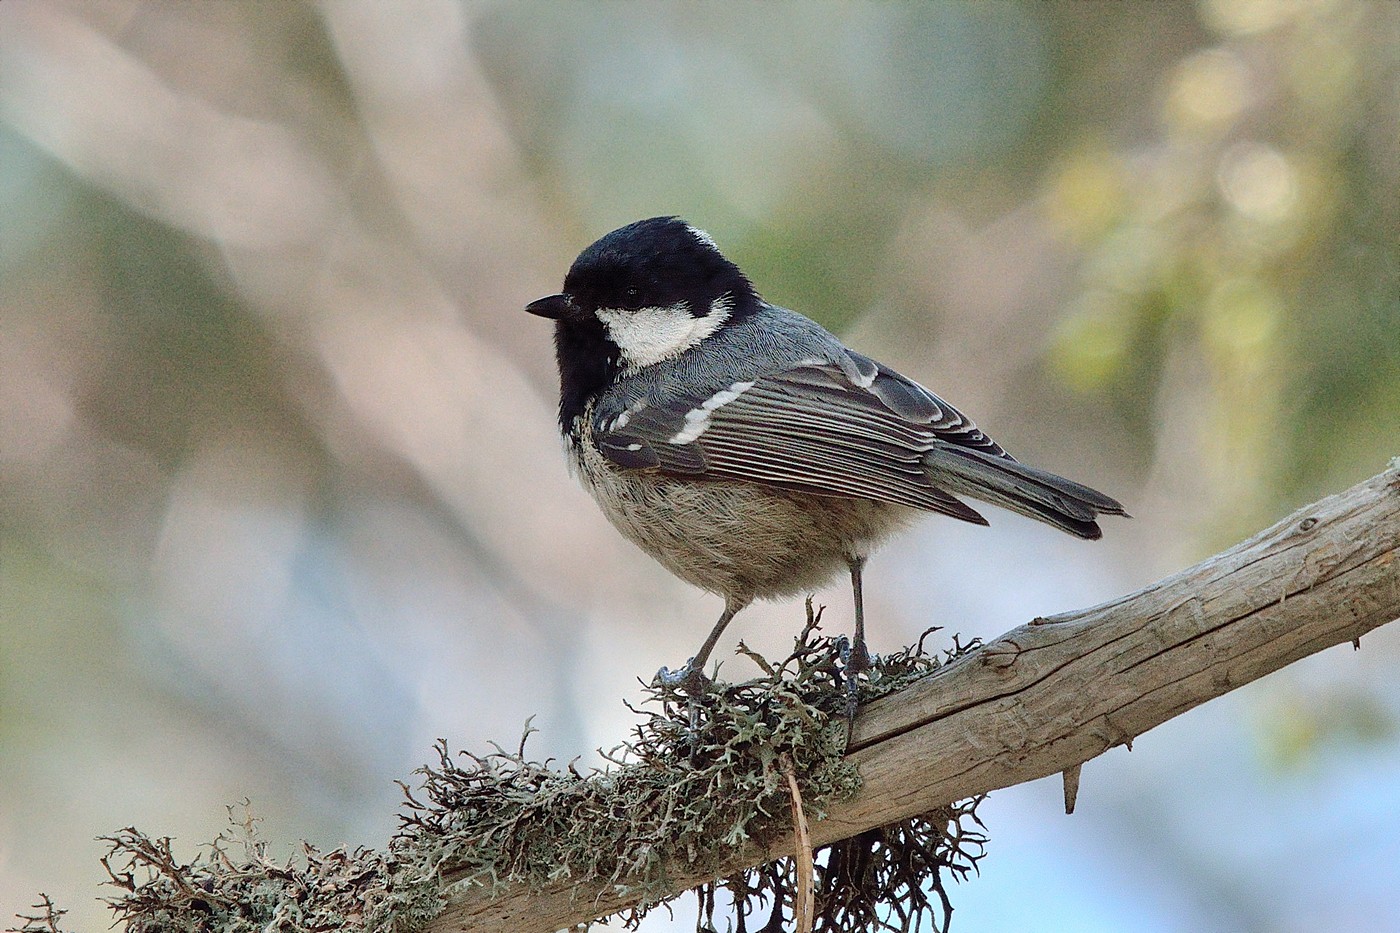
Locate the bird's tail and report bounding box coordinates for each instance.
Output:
[924,444,1128,540]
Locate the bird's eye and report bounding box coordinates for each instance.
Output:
[624,286,640,307]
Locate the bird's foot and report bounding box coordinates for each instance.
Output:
[654,660,714,743]
[654,659,712,696]
[838,636,874,746]
[849,634,872,676]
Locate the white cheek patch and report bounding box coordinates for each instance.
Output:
[667,380,756,444]
[596,296,733,371]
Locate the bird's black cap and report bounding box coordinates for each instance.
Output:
[556,216,759,319]
[526,217,760,431]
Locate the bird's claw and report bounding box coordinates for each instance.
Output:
[838,635,873,746]
[851,639,872,675]
[655,660,714,743]
[654,659,711,696]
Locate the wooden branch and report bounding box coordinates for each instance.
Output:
[432,463,1400,933]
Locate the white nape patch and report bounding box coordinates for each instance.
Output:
[667,380,756,444]
[686,224,719,250]
[596,296,733,371]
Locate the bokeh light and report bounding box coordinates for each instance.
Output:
[0,2,1396,931]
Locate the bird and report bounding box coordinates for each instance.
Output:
[526,216,1126,691]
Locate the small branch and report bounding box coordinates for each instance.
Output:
[432,462,1400,932]
[780,753,815,933]
[1061,763,1083,815]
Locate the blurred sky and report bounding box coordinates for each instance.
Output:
[0,1,1397,931]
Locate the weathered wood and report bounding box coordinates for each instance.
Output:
[430,463,1400,933]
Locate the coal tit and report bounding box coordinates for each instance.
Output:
[527,217,1125,688]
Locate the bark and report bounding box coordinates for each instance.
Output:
[430,463,1400,933]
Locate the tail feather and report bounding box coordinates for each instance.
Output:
[924,444,1127,540]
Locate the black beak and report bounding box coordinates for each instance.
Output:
[525,293,574,320]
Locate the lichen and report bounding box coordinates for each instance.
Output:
[96,808,444,933]
[9,896,70,933]
[33,604,987,933]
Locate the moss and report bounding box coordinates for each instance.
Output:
[61,605,986,933]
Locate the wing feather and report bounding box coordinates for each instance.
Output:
[597,355,1004,523]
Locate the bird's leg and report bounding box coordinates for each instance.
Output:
[843,555,871,738]
[847,555,871,672]
[656,595,749,695]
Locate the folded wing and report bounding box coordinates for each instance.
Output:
[594,352,1125,537]
[595,355,982,518]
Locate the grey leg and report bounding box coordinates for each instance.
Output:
[691,594,749,673]
[657,594,750,693]
[848,555,871,671]
[844,555,871,742]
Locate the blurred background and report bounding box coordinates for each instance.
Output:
[1,1,1397,930]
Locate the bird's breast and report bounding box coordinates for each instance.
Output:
[566,414,913,601]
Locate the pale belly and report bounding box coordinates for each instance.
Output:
[571,431,913,601]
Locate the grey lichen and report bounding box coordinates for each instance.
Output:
[9,896,69,933]
[97,808,445,933]
[35,606,986,933]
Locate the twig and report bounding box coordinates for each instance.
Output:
[780,753,815,933]
[1061,764,1082,815]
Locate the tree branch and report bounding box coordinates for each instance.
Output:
[432,462,1400,933]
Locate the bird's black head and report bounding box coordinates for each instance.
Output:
[526,217,760,430]
[559,216,758,322]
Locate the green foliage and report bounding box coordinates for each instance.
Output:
[1253,685,1398,773]
[1041,1,1400,536]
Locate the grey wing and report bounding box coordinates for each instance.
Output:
[593,351,1008,525]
